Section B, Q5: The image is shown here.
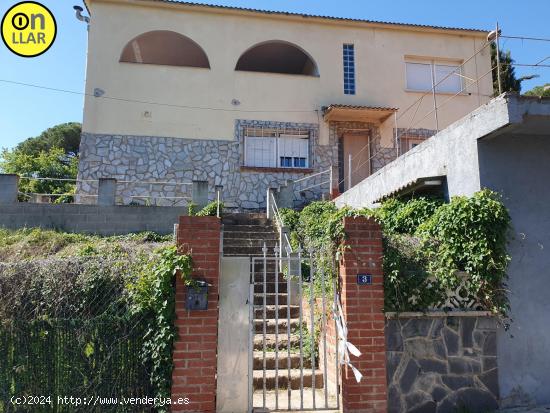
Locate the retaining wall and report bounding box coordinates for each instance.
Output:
[0,203,186,235]
[386,313,499,413]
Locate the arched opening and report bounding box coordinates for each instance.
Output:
[235,41,319,76]
[120,30,210,68]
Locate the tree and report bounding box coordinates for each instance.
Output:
[491,44,537,96]
[524,83,550,97]
[0,123,82,201]
[491,43,521,95]
[14,122,81,157]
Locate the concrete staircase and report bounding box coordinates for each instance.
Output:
[222,213,325,410]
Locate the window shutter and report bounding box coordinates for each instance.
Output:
[245,136,276,167]
[435,64,462,93]
[406,62,432,91]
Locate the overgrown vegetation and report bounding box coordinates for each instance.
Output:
[281,189,511,316]
[0,229,192,412]
[187,200,223,217]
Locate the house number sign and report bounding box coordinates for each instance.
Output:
[357,274,372,285]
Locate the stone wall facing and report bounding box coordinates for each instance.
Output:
[77,119,337,210]
[386,314,499,413]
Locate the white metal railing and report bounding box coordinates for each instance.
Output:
[291,167,334,196]
[216,186,222,218]
[266,189,293,255]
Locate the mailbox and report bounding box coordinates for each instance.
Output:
[186,280,209,311]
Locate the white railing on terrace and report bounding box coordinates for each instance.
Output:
[266,189,293,256]
[291,167,334,195]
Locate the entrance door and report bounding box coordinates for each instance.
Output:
[342,133,371,190]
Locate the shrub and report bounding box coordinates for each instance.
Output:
[282,190,511,316]
[0,229,192,411]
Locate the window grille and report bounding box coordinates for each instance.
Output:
[243,126,311,169]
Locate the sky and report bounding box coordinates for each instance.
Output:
[0,0,549,150]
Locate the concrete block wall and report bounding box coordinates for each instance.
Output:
[0,203,186,235]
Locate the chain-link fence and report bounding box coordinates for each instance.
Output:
[0,256,156,412]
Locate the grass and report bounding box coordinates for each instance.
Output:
[0,228,172,262]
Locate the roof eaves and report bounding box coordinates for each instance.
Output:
[136,0,488,34]
[323,104,399,114]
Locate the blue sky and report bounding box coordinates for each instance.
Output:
[1,0,549,149]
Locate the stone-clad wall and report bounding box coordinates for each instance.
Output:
[77,120,337,210]
[386,314,499,413]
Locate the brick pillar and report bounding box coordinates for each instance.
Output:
[339,216,387,413]
[173,216,221,412]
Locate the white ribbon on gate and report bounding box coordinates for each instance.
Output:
[333,295,363,383]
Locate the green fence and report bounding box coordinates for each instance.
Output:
[0,317,152,412]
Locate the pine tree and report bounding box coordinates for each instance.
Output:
[491,43,522,95]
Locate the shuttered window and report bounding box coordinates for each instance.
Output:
[406,61,462,93]
[244,130,310,169]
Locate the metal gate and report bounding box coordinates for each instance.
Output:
[248,244,339,412]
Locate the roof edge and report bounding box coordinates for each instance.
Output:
[86,0,489,35]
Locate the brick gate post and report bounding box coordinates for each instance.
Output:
[339,216,387,413]
[173,216,221,412]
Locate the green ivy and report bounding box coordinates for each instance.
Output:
[129,246,193,410]
[188,200,223,217]
[282,190,511,316]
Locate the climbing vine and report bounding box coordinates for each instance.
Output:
[281,189,511,316]
[129,246,193,409]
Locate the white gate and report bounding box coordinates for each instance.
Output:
[248,245,340,412]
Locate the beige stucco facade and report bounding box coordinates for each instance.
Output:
[77,0,493,209]
[82,0,492,147]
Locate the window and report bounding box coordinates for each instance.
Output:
[405,61,462,93]
[343,44,356,95]
[244,128,310,169]
[120,30,210,68]
[236,41,319,76]
[400,136,426,154]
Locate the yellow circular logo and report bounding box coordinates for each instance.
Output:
[1,1,57,57]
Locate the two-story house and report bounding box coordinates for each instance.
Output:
[77,0,492,209]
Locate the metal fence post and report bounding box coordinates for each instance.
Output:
[495,22,503,95]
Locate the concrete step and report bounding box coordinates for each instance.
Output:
[253,389,339,412]
[253,351,312,370]
[223,232,278,241]
[255,305,300,319]
[224,246,275,256]
[253,334,300,351]
[254,293,289,306]
[223,224,276,233]
[253,369,324,390]
[254,318,301,334]
[253,281,288,293]
[222,213,270,226]
[253,273,285,283]
[223,239,278,249]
